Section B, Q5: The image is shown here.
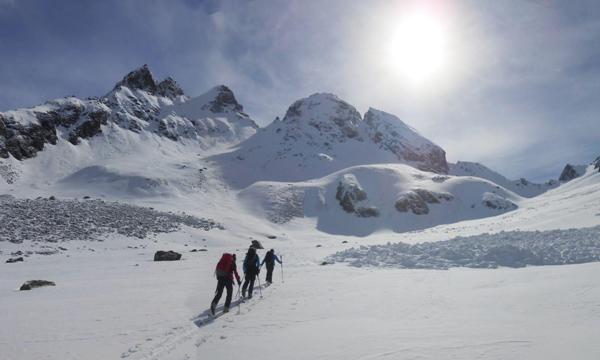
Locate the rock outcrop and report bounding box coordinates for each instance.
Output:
[154,250,182,261]
[335,174,379,217]
[395,189,453,215]
[0,65,257,161]
[20,280,56,290]
[559,164,586,182]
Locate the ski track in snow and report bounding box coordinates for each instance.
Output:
[125,283,276,360]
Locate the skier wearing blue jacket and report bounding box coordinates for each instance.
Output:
[261,249,282,284]
[242,247,260,299]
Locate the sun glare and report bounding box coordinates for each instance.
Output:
[385,11,449,84]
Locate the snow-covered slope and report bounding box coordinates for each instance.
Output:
[239,164,521,235]
[212,93,448,188]
[449,161,558,197]
[0,65,258,161]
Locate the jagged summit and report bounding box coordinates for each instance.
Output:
[559,163,587,182]
[113,64,158,93]
[112,65,184,99]
[203,85,244,113]
[156,77,184,98]
[593,156,600,171]
[0,66,256,161]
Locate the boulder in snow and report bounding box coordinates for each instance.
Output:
[395,191,429,215]
[6,257,24,263]
[481,192,517,211]
[153,250,182,261]
[20,280,56,291]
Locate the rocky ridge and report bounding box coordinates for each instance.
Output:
[0,65,257,160]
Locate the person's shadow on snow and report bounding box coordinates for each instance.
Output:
[191,283,271,328]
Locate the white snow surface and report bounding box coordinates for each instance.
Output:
[211,93,448,189]
[2,83,600,359]
[449,161,559,197]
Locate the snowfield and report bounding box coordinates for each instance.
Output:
[2,67,600,359]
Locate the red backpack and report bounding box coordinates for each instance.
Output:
[215,253,234,277]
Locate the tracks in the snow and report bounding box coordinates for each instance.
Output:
[124,282,276,360]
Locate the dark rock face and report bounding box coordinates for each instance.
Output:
[355,206,380,218]
[395,189,453,215]
[68,109,110,145]
[154,250,182,261]
[209,85,243,113]
[559,164,585,182]
[6,257,24,263]
[2,120,58,160]
[157,77,184,98]
[20,280,56,290]
[593,156,600,172]
[395,191,429,215]
[113,64,157,93]
[335,174,380,217]
[363,109,449,174]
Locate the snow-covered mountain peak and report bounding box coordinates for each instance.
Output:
[593,156,600,171]
[559,163,587,182]
[449,161,558,197]
[112,64,158,94]
[282,92,363,140]
[363,108,448,173]
[203,85,244,113]
[156,77,184,99]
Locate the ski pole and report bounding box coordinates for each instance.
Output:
[256,273,263,298]
[236,284,241,313]
[280,255,284,283]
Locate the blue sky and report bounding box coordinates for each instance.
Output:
[1,0,599,181]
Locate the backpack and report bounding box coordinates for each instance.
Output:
[244,248,259,274]
[264,251,274,266]
[216,253,234,278]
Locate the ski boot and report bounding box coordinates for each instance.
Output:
[210,302,216,315]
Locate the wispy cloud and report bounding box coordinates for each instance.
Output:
[0,0,599,180]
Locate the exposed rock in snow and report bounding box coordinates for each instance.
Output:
[0,65,257,161]
[329,226,600,269]
[394,189,453,215]
[593,156,600,172]
[363,108,448,173]
[156,77,184,99]
[153,250,182,261]
[559,164,587,182]
[242,164,520,235]
[19,280,56,291]
[0,195,223,244]
[395,191,430,215]
[335,174,378,217]
[6,257,24,263]
[214,93,449,188]
[449,161,558,198]
[482,192,517,210]
[113,64,157,93]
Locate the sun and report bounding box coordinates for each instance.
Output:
[385,11,448,84]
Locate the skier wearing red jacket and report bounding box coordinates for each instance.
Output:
[211,253,241,315]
